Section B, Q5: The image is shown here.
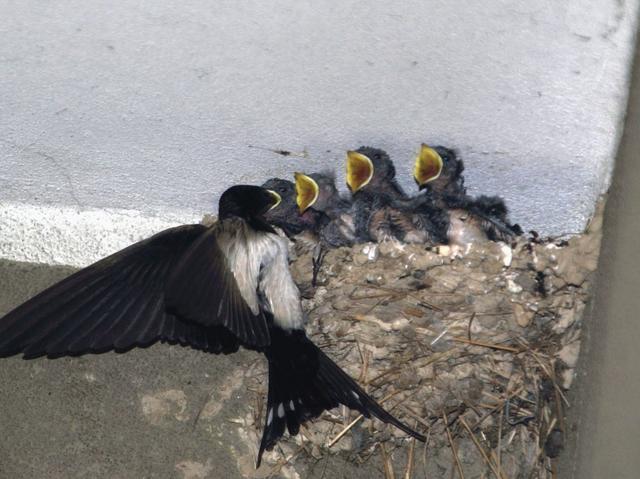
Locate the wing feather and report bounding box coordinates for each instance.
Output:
[0,225,242,358]
[165,227,270,347]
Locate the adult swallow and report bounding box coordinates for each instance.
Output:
[414,144,522,243]
[346,147,448,244]
[0,184,424,466]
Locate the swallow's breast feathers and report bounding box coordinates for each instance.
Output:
[214,218,262,315]
[257,234,304,331]
[214,218,304,332]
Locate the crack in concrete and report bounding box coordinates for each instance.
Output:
[33,150,83,208]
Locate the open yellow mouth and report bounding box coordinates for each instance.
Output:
[413,144,443,186]
[266,190,282,210]
[346,151,374,193]
[294,172,319,213]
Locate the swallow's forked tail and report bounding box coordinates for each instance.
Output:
[257,327,425,467]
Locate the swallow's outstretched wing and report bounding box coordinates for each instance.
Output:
[0,225,242,359]
[165,226,270,348]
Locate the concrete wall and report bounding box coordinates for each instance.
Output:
[1,0,638,266]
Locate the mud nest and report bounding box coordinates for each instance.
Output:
[237,202,602,479]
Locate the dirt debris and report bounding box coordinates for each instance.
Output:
[241,200,604,478]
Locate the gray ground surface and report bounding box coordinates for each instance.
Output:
[0,261,255,479]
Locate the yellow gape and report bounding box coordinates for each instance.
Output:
[413,144,443,186]
[346,151,374,192]
[294,172,319,213]
[266,190,282,210]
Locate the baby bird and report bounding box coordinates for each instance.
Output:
[294,171,357,285]
[413,144,464,207]
[261,178,324,252]
[346,147,448,244]
[294,171,356,248]
[414,144,522,244]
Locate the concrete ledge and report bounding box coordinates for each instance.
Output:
[0,203,197,267]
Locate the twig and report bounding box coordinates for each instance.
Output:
[497,402,504,476]
[527,349,570,407]
[421,429,431,479]
[364,296,391,315]
[417,300,443,312]
[459,417,503,479]
[430,328,449,346]
[469,387,524,432]
[359,347,371,386]
[467,313,476,341]
[357,283,443,311]
[192,387,215,430]
[380,442,396,479]
[442,410,465,479]
[400,405,436,430]
[369,351,452,388]
[266,445,306,478]
[403,433,417,479]
[450,336,521,353]
[350,292,396,300]
[326,391,401,447]
[247,144,309,158]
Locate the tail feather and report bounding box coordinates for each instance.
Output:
[257,328,425,467]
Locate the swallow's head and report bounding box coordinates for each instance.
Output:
[219,185,281,222]
[262,178,296,202]
[261,178,297,220]
[415,145,464,196]
[346,146,401,194]
[261,178,325,236]
[295,171,340,213]
[356,146,396,181]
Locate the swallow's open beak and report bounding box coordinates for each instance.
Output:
[346,151,374,193]
[294,172,319,213]
[413,144,443,186]
[266,190,282,210]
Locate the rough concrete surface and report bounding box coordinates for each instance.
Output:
[0,261,255,479]
[1,1,639,268]
[559,30,640,479]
